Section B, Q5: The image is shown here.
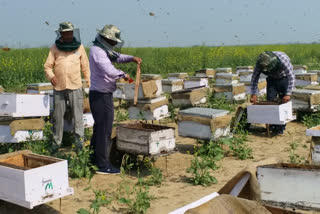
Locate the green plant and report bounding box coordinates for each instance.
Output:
[115,109,129,123]
[205,91,236,112]
[302,112,320,128]
[69,147,98,180]
[220,135,253,160]
[168,103,177,122]
[289,141,305,164]
[138,167,163,187]
[196,140,224,161]
[186,154,218,186]
[77,186,113,214]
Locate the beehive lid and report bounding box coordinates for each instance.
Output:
[27,82,53,90]
[179,107,229,118]
[141,74,162,80]
[214,83,245,87]
[309,70,320,74]
[236,66,253,70]
[215,67,232,73]
[304,85,320,90]
[188,76,208,81]
[168,73,188,77]
[134,96,167,104]
[162,79,184,84]
[216,73,233,77]
[293,65,307,70]
[295,73,317,76]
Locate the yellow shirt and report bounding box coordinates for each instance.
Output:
[44,44,90,91]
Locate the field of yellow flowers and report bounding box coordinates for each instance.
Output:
[1,44,320,92]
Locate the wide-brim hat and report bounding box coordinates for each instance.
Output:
[57,21,74,32]
[97,24,122,43]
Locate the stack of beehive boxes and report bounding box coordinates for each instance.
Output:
[236,66,253,82]
[292,88,320,112]
[171,86,209,107]
[295,73,319,87]
[0,93,50,143]
[240,78,267,97]
[27,83,54,112]
[161,72,188,93]
[177,107,232,140]
[309,70,320,82]
[293,65,307,75]
[213,68,246,101]
[125,74,169,120]
[306,125,320,165]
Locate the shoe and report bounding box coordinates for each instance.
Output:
[96,166,120,174]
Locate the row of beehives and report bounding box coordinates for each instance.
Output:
[0,81,94,143]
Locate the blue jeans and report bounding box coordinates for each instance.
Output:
[89,90,114,169]
[266,77,288,132]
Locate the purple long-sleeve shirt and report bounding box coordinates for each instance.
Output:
[89,45,134,93]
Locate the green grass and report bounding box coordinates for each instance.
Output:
[2,43,320,91]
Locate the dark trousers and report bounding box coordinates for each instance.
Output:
[89,90,114,169]
[266,77,289,132]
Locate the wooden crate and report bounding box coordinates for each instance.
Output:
[161,79,184,93]
[247,101,293,125]
[171,87,208,107]
[184,77,208,89]
[128,96,169,120]
[195,68,215,78]
[257,163,320,211]
[0,94,50,117]
[177,108,231,140]
[0,150,73,209]
[295,73,318,87]
[213,83,247,101]
[117,123,175,155]
[292,89,320,111]
[293,65,307,74]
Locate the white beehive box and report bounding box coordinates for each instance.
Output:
[171,87,208,107]
[257,163,320,211]
[292,89,320,111]
[64,112,94,132]
[212,83,247,101]
[161,79,184,93]
[128,96,169,120]
[117,123,175,155]
[308,70,320,82]
[184,77,208,89]
[177,108,231,140]
[240,78,267,96]
[26,83,54,112]
[195,68,215,78]
[215,73,239,85]
[0,93,50,117]
[123,80,163,100]
[295,73,318,87]
[168,73,189,80]
[0,150,73,209]
[293,65,307,75]
[215,67,232,74]
[247,101,293,125]
[307,125,320,137]
[0,118,44,143]
[306,128,320,165]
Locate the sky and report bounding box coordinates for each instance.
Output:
[0,0,320,48]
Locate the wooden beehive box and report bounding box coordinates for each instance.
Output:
[306,126,320,165]
[295,73,318,87]
[215,73,239,85]
[212,83,247,101]
[168,73,189,80]
[293,65,307,75]
[128,96,169,120]
[26,83,54,112]
[161,79,184,93]
[215,67,232,74]
[247,101,293,125]
[292,89,320,111]
[184,77,208,89]
[240,79,267,96]
[123,79,163,100]
[0,150,73,209]
[0,118,44,143]
[171,86,209,107]
[177,107,231,140]
[308,70,320,82]
[0,93,50,117]
[195,68,215,78]
[257,163,320,211]
[117,123,175,155]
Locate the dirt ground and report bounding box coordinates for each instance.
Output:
[0,121,319,214]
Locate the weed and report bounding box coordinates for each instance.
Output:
[77,186,113,214]
[196,140,224,161]
[186,154,218,186]
[289,141,305,164]
[205,91,236,112]
[220,135,253,160]
[69,147,98,181]
[302,112,320,128]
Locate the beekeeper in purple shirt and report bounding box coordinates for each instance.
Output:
[89,24,141,174]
